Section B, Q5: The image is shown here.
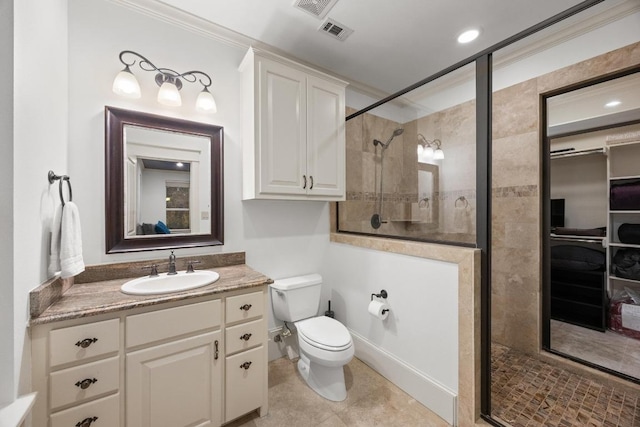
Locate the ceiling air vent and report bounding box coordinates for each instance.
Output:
[318,18,353,41]
[293,0,339,19]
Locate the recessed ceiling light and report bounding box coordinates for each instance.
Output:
[605,100,622,108]
[458,29,480,44]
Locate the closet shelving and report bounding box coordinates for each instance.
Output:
[607,139,640,294]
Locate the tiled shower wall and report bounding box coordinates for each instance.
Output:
[491,41,640,354]
[341,100,477,244]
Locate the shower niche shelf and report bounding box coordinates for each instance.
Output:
[239,47,347,201]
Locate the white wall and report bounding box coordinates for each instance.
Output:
[11,0,69,403]
[0,0,14,408]
[140,169,189,226]
[321,244,459,393]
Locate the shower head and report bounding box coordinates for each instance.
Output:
[373,128,404,149]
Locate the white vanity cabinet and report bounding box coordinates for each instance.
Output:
[239,47,347,201]
[31,318,122,427]
[31,286,269,427]
[125,300,223,427]
[224,292,267,423]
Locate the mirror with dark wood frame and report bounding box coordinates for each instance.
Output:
[105,106,224,253]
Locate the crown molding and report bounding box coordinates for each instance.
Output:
[106,0,389,101]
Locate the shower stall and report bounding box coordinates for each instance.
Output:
[338,62,477,246]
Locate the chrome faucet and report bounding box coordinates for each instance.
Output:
[167,251,177,275]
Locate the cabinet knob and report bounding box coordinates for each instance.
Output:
[240,304,252,311]
[240,361,252,370]
[75,378,98,390]
[75,338,98,349]
[75,416,98,427]
[240,333,252,341]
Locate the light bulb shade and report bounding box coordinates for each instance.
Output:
[424,146,434,158]
[157,81,182,106]
[434,148,444,159]
[196,88,217,113]
[112,67,141,99]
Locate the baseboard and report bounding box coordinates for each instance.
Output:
[350,329,457,426]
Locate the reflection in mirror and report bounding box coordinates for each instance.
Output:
[124,125,211,238]
[105,107,223,253]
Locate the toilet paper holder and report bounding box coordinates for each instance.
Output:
[371,289,388,300]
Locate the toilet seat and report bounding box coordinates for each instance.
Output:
[296,316,352,352]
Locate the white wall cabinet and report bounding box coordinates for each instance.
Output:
[31,287,268,427]
[240,47,347,201]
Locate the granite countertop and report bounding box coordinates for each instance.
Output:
[30,263,273,326]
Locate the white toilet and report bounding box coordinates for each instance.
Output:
[270,274,354,401]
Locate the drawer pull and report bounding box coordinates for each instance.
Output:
[240,361,252,370]
[75,416,98,427]
[240,304,252,311]
[75,378,98,390]
[75,338,98,348]
[240,333,252,341]
[214,340,219,360]
[302,175,307,189]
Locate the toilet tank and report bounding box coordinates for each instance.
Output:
[270,274,322,322]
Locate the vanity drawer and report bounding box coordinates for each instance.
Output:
[50,392,120,427]
[126,299,221,348]
[225,346,264,422]
[226,291,264,324]
[225,318,265,355]
[49,319,119,368]
[50,356,119,410]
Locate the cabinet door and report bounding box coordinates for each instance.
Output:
[225,346,264,423]
[306,75,346,199]
[126,331,222,427]
[258,57,308,196]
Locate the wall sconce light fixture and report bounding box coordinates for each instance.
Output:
[417,133,444,160]
[112,50,217,113]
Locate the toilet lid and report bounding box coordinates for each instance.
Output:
[296,316,352,351]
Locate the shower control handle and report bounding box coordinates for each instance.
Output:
[302,175,307,189]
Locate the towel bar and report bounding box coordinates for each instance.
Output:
[48,170,73,207]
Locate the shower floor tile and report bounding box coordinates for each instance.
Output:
[492,343,640,427]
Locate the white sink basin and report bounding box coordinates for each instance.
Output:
[121,270,220,295]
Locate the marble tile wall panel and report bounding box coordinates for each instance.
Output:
[491,41,640,356]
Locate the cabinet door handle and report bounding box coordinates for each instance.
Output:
[240,304,252,311]
[214,340,219,360]
[75,416,98,427]
[240,361,252,370]
[240,333,252,341]
[310,175,314,190]
[75,378,98,390]
[75,338,98,348]
[302,175,307,189]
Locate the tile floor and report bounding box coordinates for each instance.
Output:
[226,357,450,427]
[551,319,640,379]
[492,343,640,426]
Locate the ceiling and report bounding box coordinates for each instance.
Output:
[149,0,613,95]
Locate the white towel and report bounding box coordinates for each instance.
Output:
[48,204,63,275]
[59,201,85,278]
[453,204,469,233]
